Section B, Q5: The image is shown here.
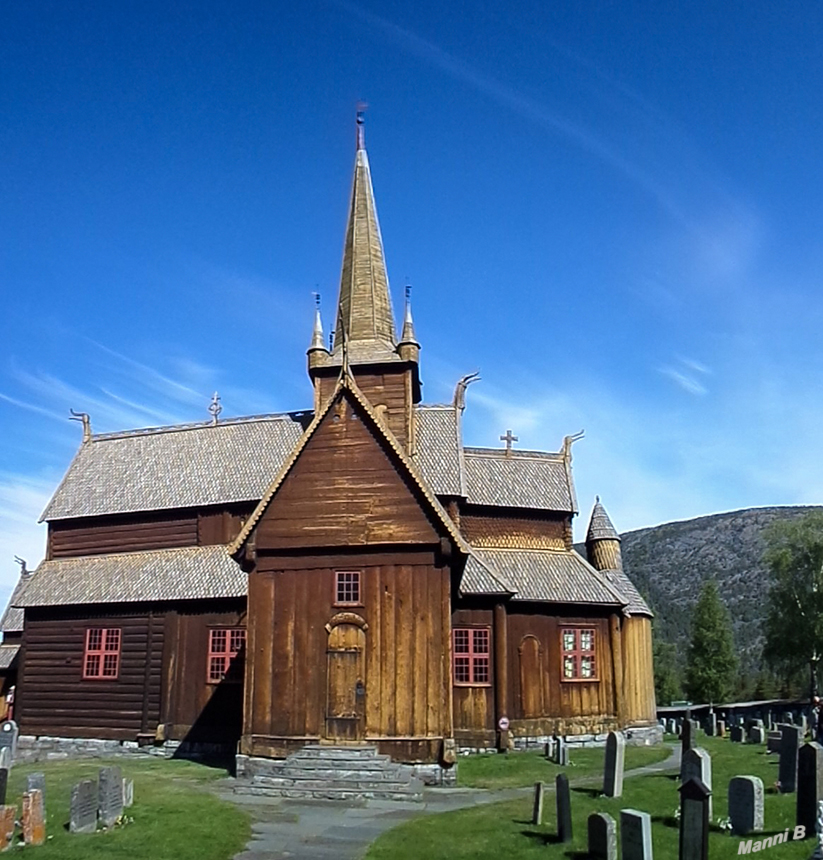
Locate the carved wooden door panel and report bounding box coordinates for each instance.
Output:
[325,623,366,741]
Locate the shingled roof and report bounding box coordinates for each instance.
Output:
[463,448,576,512]
[0,572,31,633]
[463,547,627,607]
[20,546,246,607]
[42,402,576,522]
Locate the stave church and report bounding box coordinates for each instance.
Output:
[1,115,657,780]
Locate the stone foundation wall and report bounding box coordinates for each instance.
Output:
[409,762,457,786]
[15,735,235,764]
[459,723,663,756]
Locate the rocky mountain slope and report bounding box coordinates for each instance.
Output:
[618,505,823,677]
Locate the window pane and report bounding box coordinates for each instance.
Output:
[102,654,119,677]
[85,654,100,677]
[229,629,245,653]
[454,630,469,653]
[473,629,489,654]
[209,656,225,683]
[581,656,594,678]
[564,655,576,678]
[454,657,470,683]
[580,630,594,651]
[104,629,121,652]
[87,629,102,651]
[562,631,576,652]
[473,656,489,684]
[210,629,227,654]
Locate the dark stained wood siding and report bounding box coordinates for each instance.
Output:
[243,553,451,761]
[18,606,164,739]
[48,504,255,558]
[164,601,246,744]
[255,395,439,550]
[451,606,495,743]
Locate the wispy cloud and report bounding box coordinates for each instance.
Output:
[659,365,708,396]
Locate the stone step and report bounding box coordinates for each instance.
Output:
[270,766,410,781]
[245,775,423,792]
[234,784,424,802]
[292,745,382,760]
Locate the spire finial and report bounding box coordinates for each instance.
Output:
[399,283,418,345]
[356,101,367,150]
[309,292,326,352]
[69,408,92,443]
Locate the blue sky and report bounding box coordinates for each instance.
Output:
[1,1,822,601]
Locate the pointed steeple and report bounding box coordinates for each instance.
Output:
[585,497,623,571]
[333,110,398,363]
[397,285,420,364]
[307,295,330,376]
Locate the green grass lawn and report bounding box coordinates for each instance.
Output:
[457,743,672,789]
[368,734,814,859]
[5,757,250,859]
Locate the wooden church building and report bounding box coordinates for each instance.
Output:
[4,116,657,777]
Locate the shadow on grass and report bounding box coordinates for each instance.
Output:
[571,787,601,798]
[651,813,679,829]
[521,829,575,846]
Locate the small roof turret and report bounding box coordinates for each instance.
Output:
[586,496,620,543]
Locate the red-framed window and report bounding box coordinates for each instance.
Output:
[83,628,121,680]
[452,627,491,685]
[561,628,597,680]
[335,570,361,606]
[207,628,246,684]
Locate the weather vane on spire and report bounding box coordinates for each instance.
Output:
[356,101,368,150]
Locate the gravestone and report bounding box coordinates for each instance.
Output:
[588,812,617,860]
[728,775,764,835]
[784,711,795,725]
[22,789,45,846]
[0,806,14,851]
[798,742,823,835]
[679,777,710,860]
[98,765,123,827]
[552,735,561,763]
[557,740,569,766]
[26,772,46,817]
[0,722,17,768]
[730,726,744,743]
[556,773,573,843]
[705,714,716,737]
[0,768,7,807]
[767,731,782,754]
[543,740,552,759]
[717,720,726,738]
[749,726,765,744]
[603,731,625,798]
[532,781,545,825]
[123,777,134,808]
[682,747,713,820]
[680,719,697,779]
[780,724,802,793]
[620,808,653,860]
[70,780,97,834]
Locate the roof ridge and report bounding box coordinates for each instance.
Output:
[463,446,564,460]
[90,410,313,442]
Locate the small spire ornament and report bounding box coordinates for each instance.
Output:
[208,392,222,425]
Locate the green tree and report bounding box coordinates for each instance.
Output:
[762,510,823,702]
[653,638,682,706]
[684,580,737,703]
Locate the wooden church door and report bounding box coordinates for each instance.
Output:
[326,622,366,741]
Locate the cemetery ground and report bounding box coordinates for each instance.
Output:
[5,757,250,858]
[366,734,812,859]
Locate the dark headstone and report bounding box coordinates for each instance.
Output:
[556,773,572,843]
[797,742,823,835]
[780,724,802,793]
[26,773,45,817]
[679,777,711,860]
[0,769,7,807]
[70,780,97,834]
[749,726,765,744]
[620,808,653,860]
[532,781,545,825]
[728,775,764,835]
[730,726,744,743]
[0,722,18,767]
[767,731,782,754]
[98,765,123,827]
[682,747,713,821]
[588,812,617,860]
[603,731,625,798]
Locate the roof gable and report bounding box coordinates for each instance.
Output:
[230,377,468,555]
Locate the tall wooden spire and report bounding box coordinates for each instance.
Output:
[332,110,398,363]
